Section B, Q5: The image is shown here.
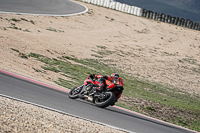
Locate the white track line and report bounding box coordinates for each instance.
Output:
[0,69,198,133]
[0,93,134,133]
[0,0,88,16]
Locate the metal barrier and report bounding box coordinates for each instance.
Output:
[81,0,200,31]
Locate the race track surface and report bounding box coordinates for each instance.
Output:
[0,0,88,16]
[0,1,197,132]
[0,71,195,133]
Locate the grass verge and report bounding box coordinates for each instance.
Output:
[28,52,200,132]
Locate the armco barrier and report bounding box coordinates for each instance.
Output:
[81,0,200,31]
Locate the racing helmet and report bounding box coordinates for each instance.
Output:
[111,73,119,79]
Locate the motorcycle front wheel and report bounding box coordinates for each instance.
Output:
[95,92,116,108]
[68,86,82,99]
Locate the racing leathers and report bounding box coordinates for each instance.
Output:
[88,74,124,100]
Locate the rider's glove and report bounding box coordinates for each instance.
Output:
[103,75,108,79]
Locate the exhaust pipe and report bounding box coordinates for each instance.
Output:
[83,95,93,102]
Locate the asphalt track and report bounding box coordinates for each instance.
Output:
[0,70,197,133]
[0,0,88,16]
[0,1,198,133]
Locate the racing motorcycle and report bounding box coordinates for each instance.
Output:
[68,75,124,108]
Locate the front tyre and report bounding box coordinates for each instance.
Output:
[95,92,116,108]
[68,86,82,99]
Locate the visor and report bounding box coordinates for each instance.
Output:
[115,76,119,79]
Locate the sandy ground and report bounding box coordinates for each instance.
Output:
[0,96,125,133]
[0,0,200,132]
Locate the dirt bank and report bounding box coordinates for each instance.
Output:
[0,0,199,132]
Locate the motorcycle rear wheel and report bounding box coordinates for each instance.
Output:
[95,92,116,108]
[68,86,82,99]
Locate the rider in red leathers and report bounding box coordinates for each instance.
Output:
[88,73,124,100]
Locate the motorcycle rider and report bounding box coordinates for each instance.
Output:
[88,73,124,100]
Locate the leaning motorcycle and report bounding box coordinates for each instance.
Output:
[68,76,124,108]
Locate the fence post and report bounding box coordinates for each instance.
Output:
[147,10,151,19]
[137,8,142,16]
[109,2,115,9]
[179,18,183,26]
[102,0,106,7]
[94,0,97,4]
[152,12,156,20]
[183,19,187,27]
[162,14,166,22]
[96,0,101,6]
[127,5,131,14]
[112,2,116,9]
[123,4,128,12]
[103,0,110,8]
[115,2,120,10]
[174,17,178,25]
[142,9,147,17]
[170,17,175,24]
[155,12,159,20]
[130,6,135,14]
[121,4,126,12]
[167,15,171,23]
[137,7,140,16]
[196,22,199,30]
[185,19,190,28]
[133,7,138,16]
[194,22,197,30]
[91,0,94,4]
[124,4,129,13]
[118,3,123,11]
[164,15,168,23]
[181,18,185,27]
[127,5,130,13]
[125,5,129,13]
[192,22,197,30]
[146,10,150,18]
[189,21,193,29]
[139,8,143,16]
[197,23,200,31]
[177,17,182,26]
[149,11,153,19]
[85,0,90,3]
[157,13,161,21]
[196,23,200,30]
[101,0,105,6]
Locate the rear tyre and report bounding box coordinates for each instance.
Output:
[95,92,116,108]
[68,86,82,99]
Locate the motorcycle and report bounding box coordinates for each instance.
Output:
[68,76,124,108]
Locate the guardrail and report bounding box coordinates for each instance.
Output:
[81,0,200,31]
[82,0,143,16]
